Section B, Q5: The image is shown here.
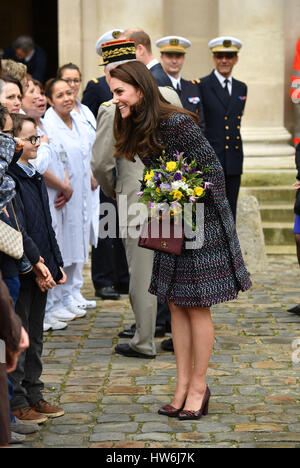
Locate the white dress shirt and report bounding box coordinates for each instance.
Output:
[214,69,233,95]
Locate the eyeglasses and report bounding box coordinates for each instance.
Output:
[65,79,81,85]
[2,129,15,137]
[214,52,237,59]
[21,135,41,145]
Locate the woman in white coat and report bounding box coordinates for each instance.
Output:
[57,63,100,254]
[43,78,99,320]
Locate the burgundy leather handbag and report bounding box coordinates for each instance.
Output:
[138,217,184,255]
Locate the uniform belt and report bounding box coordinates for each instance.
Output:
[0,339,5,364]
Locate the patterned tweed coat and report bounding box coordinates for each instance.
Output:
[141,113,252,308]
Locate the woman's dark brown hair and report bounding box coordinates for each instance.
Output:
[110,61,198,161]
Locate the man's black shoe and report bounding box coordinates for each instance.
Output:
[95,286,120,300]
[118,323,136,338]
[161,338,174,352]
[115,343,156,359]
[287,304,300,315]
[118,323,168,338]
[155,325,167,337]
[117,283,129,294]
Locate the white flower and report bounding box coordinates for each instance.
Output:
[171,180,189,191]
[146,181,155,188]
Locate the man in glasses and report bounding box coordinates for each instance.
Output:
[199,36,247,221]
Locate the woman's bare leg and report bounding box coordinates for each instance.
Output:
[183,307,214,411]
[168,300,193,409]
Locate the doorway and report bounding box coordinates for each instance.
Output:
[0,0,58,81]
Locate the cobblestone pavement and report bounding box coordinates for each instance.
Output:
[19,255,300,448]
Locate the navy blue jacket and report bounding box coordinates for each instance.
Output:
[179,78,205,132]
[8,164,63,282]
[82,76,112,118]
[3,44,47,83]
[149,62,173,87]
[199,71,247,175]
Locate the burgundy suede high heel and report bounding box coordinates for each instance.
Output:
[178,386,211,420]
[158,399,186,418]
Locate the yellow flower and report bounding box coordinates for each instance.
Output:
[166,161,177,172]
[194,187,204,197]
[172,190,183,200]
[156,187,161,194]
[144,170,154,182]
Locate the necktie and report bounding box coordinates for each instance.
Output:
[224,78,230,97]
[176,83,181,97]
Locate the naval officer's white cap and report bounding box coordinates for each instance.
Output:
[95,29,124,56]
[208,36,242,53]
[155,35,192,54]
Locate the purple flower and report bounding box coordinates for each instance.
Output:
[189,196,199,204]
[159,182,172,193]
[173,172,182,181]
[137,191,143,197]
[174,151,184,161]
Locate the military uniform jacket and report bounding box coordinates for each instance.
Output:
[149,62,173,87]
[199,71,247,175]
[180,78,205,132]
[82,76,112,118]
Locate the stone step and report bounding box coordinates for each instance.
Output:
[242,169,296,187]
[243,186,296,203]
[266,245,295,255]
[262,221,294,245]
[259,203,294,222]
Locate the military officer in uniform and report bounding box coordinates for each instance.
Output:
[83,29,130,300]
[82,29,124,118]
[156,35,205,132]
[91,39,182,359]
[198,36,247,221]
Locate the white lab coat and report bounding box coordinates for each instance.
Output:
[72,100,99,247]
[43,106,98,268]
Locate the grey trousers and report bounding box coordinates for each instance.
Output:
[122,226,157,356]
[9,277,47,410]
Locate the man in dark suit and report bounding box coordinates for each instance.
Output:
[121,28,173,88]
[156,35,205,132]
[199,36,247,221]
[3,36,47,83]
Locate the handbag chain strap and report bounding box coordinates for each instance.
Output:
[10,201,21,233]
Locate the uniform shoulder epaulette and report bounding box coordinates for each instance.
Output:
[92,78,99,84]
[101,101,112,107]
[190,79,201,85]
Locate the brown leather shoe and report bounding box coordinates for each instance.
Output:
[32,399,65,418]
[12,406,48,425]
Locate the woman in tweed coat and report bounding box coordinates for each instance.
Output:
[110,61,251,420]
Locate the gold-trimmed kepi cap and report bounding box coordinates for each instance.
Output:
[155,35,192,54]
[100,39,136,66]
[95,29,124,56]
[208,36,242,53]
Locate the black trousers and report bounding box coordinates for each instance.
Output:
[224,174,241,222]
[92,189,129,290]
[9,276,47,410]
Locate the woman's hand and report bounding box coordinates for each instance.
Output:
[293,181,300,190]
[40,134,49,144]
[14,137,25,152]
[54,191,68,210]
[91,173,99,191]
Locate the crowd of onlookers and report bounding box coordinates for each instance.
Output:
[0,54,99,446]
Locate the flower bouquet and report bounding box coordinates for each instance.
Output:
[137,152,212,255]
